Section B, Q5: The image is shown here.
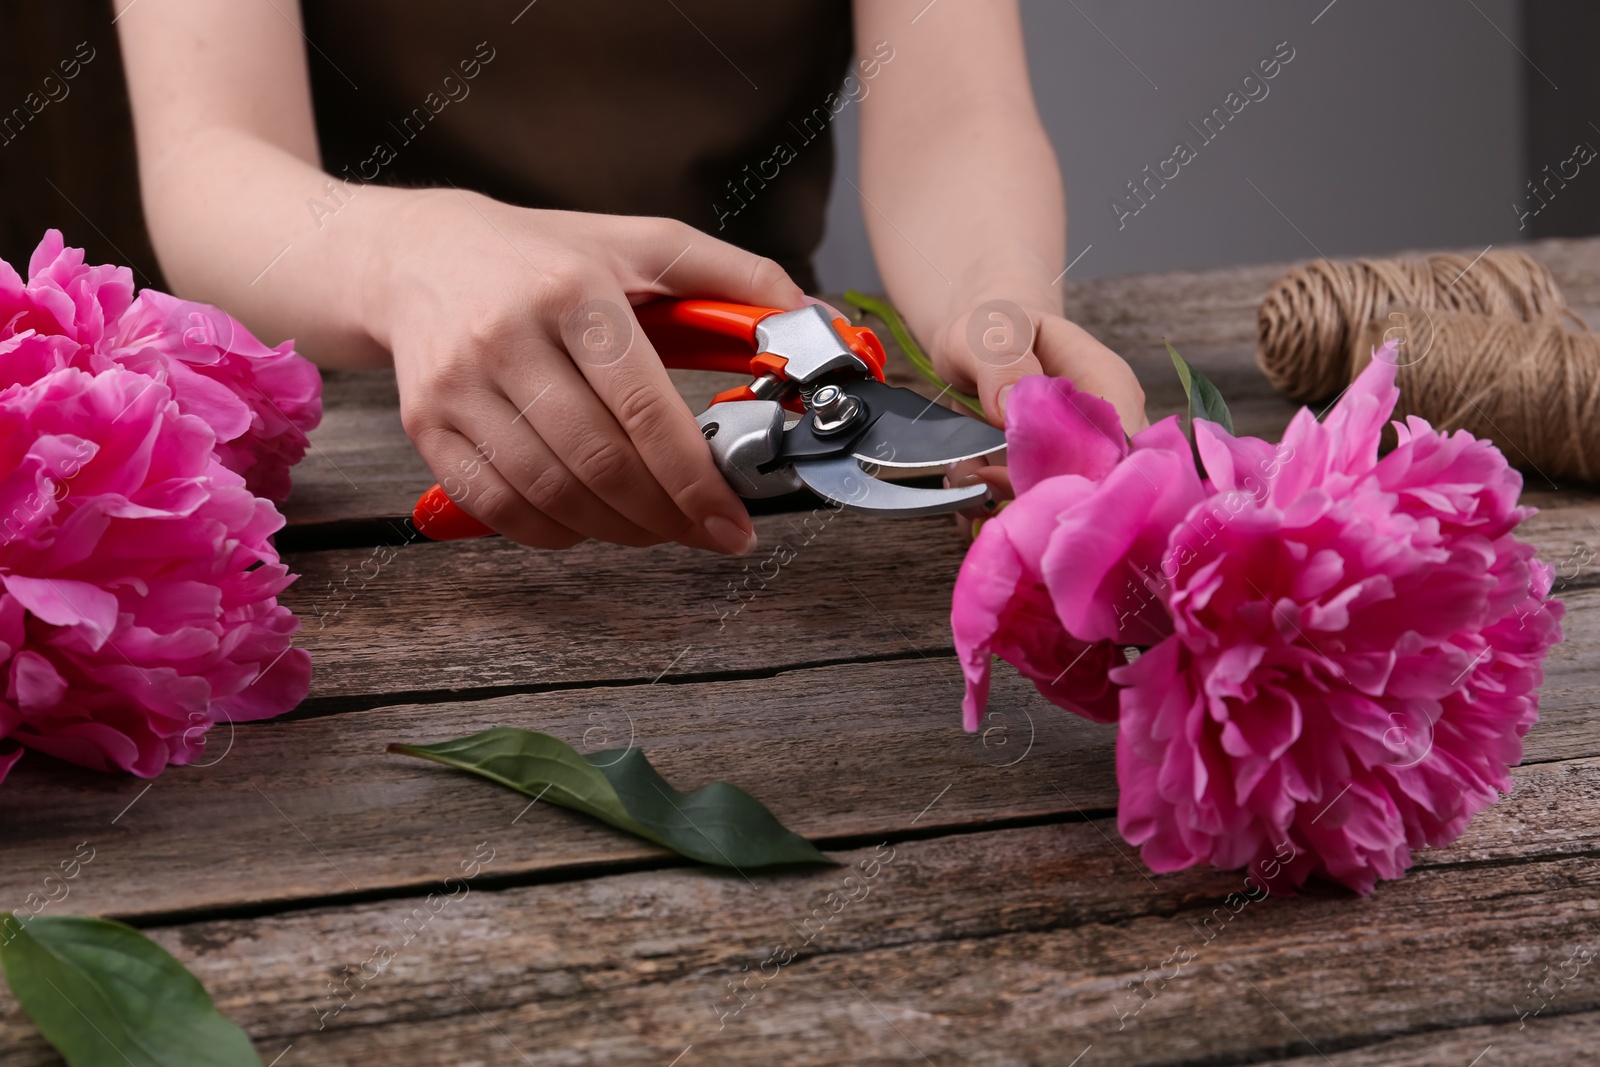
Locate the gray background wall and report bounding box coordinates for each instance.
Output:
[816,0,1534,290]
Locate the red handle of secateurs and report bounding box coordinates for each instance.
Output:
[411,298,889,542]
[636,299,887,393]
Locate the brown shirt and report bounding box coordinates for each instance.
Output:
[0,1,853,294]
[302,0,854,291]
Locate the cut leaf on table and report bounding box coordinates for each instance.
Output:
[390,727,835,868]
[0,912,261,1066]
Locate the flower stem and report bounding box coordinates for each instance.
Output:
[843,290,987,419]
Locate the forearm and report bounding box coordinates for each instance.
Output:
[861,103,1064,339]
[855,0,1065,343]
[133,125,406,368]
[852,0,1142,434]
[117,0,404,368]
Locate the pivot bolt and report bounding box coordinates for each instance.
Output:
[810,384,863,435]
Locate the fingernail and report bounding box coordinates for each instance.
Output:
[705,515,757,555]
[996,383,1015,420]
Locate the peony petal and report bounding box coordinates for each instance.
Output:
[2,575,119,648]
[212,646,312,722]
[0,745,21,783]
[1042,446,1206,645]
[953,518,1026,732]
[9,649,67,712]
[1004,375,1127,493]
[157,360,254,441]
[1194,419,1279,496]
[953,475,1114,729]
[0,299,318,790]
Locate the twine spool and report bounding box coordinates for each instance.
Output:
[1257,251,1568,402]
[1349,307,1600,482]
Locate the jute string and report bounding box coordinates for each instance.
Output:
[1257,251,1599,482]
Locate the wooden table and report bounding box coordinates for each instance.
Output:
[4,244,1600,1066]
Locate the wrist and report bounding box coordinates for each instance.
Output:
[946,252,1063,321]
[341,184,475,359]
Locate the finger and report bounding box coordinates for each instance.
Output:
[415,423,585,550]
[945,463,1013,543]
[464,385,668,548]
[946,457,1014,502]
[499,351,727,552]
[803,295,845,319]
[611,216,808,308]
[551,282,759,555]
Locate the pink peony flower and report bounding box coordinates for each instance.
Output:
[952,478,1126,731]
[952,377,1181,730]
[955,348,1564,893]
[0,231,322,503]
[0,229,135,355]
[0,231,320,785]
[108,291,322,503]
[0,366,310,783]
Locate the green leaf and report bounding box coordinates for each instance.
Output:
[589,747,834,867]
[843,290,987,419]
[0,913,261,1066]
[389,727,835,868]
[1166,341,1234,434]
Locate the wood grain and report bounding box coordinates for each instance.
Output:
[1,577,1594,925]
[277,482,1600,707]
[0,658,1111,921]
[278,509,964,702]
[10,245,1599,1064]
[3,772,1598,1065]
[1266,1010,1600,1066]
[284,367,765,529]
[280,287,1298,530]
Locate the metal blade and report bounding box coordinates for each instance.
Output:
[792,455,990,516]
[839,381,1006,468]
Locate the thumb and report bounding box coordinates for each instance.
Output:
[973,352,1044,430]
[627,221,807,311]
[940,299,1043,429]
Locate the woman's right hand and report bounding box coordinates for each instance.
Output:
[115,0,803,554]
[375,190,808,554]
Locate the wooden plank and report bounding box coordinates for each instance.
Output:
[280,279,1310,529]
[277,497,1598,706]
[6,423,1570,919]
[285,326,1004,531]
[1519,489,1600,587]
[284,351,1300,530]
[278,509,964,701]
[1267,1011,1600,1066]
[0,577,1595,927]
[1066,235,1600,353]
[3,769,1598,1065]
[1518,237,1600,321]
[0,658,1116,920]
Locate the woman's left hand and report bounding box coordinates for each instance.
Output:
[930,300,1148,436]
[927,300,1149,539]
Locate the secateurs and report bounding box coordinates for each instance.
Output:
[411,299,1006,541]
